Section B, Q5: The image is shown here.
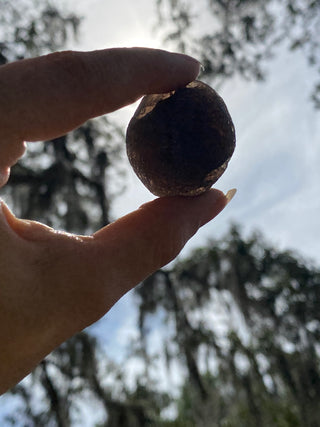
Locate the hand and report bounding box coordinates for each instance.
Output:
[0,47,231,393]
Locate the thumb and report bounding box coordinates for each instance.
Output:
[1,189,235,329]
[90,189,234,298]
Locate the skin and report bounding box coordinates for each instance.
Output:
[0,47,230,394]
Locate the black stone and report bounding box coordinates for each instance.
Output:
[126,80,236,197]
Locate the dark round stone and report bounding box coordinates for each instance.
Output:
[126,80,236,197]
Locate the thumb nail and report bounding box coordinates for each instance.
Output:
[225,188,237,204]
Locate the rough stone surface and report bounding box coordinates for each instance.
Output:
[126,80,236,197]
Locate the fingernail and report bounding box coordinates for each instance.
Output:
[225,188,237,204]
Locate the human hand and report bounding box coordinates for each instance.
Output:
[0,47,233,393]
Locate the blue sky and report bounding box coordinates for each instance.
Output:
[1,0,320,422]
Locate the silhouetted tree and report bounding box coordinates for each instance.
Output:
[135,226,320,426]
[156,0,320,107]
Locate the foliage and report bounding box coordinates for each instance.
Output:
[3,119,125,233]
[134,225,320,426]
[0,0,80,63]
[6,333,169,426]
[156,0,320,107]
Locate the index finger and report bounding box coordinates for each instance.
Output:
[0,47,200,143]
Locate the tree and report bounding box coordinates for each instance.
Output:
[134,225,320,426]
[156,0,320,108]
[6,332,171,426]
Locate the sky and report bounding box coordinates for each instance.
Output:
[1,0,320,422]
